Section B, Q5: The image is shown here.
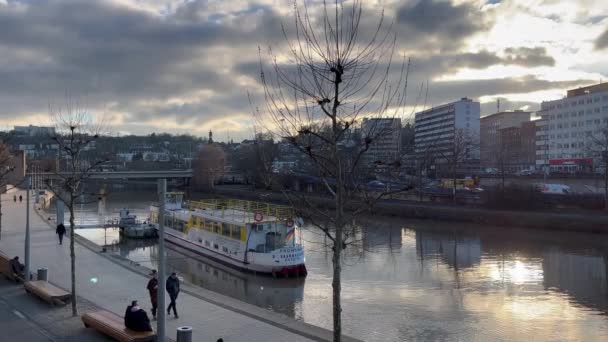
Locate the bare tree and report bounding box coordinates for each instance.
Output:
[258,1,411,340]
[193,144,226,190]
[586,123,608,209]
[44,105,107,316]
[436,128,479,203]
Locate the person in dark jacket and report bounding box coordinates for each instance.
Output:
[18,195,22,202]
[124,300,153,332]
[9,256,24,279]
[166,272,180,318]
[56,223,66,245]
[146,270,158,319]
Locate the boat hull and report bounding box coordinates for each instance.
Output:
[162,228,306,276]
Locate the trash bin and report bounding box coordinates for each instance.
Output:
[37,268,48,281]
[176,326,192,342]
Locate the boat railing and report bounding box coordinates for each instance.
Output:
[186,199,295,222]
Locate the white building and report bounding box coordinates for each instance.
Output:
[536,83,608,173]
[13,125,56,136]
[361,118,402,165]
[414,98,480,173]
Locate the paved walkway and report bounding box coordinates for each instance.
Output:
[0,190,343,342]
[0,277,108,341]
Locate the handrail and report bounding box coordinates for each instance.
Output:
[186,199,294,221]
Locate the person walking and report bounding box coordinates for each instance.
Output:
[166,272,180,318]
[18,195,22,202]
[56,223,66,245]
[146,270,159,319]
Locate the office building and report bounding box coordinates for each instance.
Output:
[414,98,480,175]
[480,110,533,171]
[361,118,402,165]
[536,82,608,173]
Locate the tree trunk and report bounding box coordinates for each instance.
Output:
[332,229,342,342]
[0,195,3,240]
[69,197,78,316]
[600,164,608,211]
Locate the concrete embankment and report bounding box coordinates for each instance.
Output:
[205,187,608,233]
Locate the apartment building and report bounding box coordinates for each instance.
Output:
[361,118,402,165]
[536,82,608,173]
[414,98,480,174]
[480,110,533,170]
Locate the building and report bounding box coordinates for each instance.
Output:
[480,110,533,171]
[13,125,55,137]
[361,118,402,165]
[414,98,480,175]
[536,82,608,173]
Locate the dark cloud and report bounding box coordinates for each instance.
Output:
[396,0,494,50]
[503,47,555,67]
[426,76,593,108]
[595,27,608,50]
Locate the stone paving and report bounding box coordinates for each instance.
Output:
[0,277,108,341]
[0,190,347,342]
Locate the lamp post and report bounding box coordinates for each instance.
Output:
[157,178,166,341]
[25,175,31,280]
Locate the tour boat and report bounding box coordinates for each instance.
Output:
[149,193,307,277]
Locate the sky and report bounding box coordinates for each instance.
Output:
[1,0,607,141]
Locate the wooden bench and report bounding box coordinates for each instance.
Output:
[24,280,71,306]
[82,310,156,342]
[0,251,26,282]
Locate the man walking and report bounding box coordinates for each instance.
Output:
[56,223,66,245]
[166,272,180,319]
[18,195,22,202]
[146,270,159,319]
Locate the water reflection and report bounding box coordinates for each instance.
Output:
[66,192,608,341]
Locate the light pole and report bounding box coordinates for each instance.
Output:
[24,175,31,281]
[157,178,166,341]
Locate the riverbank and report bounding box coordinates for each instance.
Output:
[200,186,608,233]
[1,190,359,342]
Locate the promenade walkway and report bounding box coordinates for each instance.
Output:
[0,190,349,342]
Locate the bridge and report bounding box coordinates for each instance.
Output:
[31,169,193,180]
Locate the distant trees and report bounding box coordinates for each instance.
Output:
[44,106,107,317]
[231,137,278,189]
[192,144,226,190]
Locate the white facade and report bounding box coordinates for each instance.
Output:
[536,83,608,172]
[414,98,481,160]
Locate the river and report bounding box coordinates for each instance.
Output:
[52,190,608,341]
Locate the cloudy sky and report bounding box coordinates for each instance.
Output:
[1,0,607,141]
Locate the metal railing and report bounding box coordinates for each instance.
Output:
[186,199,294,222]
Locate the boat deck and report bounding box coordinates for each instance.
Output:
[174,208,281,224]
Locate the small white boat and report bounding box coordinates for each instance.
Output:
[122,223,158,239]
[119,208,157,239]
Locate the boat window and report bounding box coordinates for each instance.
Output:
[222,223,231,237]
[230,225,241,240]
[204,240,210,247]
[222,246,228,253]
[213,243,219,249]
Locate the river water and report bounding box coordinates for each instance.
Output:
[56,190,608,341]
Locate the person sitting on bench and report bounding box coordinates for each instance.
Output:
[9,256,24,279]
[124,300,153,332]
